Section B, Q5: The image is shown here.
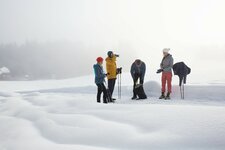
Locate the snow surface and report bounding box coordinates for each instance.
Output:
[0,73,225,150]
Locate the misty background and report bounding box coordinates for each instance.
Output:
[0,0,225,83]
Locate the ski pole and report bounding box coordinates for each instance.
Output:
[180,86,182,99]
[120,73,121,99]
[118,74,120,99]
[182,83,185,99]
[118,74,119,99]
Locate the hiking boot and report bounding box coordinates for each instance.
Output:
[103,98,108,103]
[131,96,137,100]
[165,93,171,100]
[159,92,165,99]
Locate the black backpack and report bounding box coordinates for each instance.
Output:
[134,84,147,99]
[173,62,191,86]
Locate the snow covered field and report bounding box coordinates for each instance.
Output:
[0,74,225,150]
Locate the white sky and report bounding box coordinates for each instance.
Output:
[1,0,225,45]
[0,0,225,83]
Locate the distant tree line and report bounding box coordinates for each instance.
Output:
[0,41,136,80]
[0,41,97,80]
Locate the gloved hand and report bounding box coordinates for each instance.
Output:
[116,67,122,74]
[156,69,163,74]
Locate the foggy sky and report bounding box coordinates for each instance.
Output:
[0,0,225,83]
[1,0,225,44]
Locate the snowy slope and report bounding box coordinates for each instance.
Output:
[0,74,225,150]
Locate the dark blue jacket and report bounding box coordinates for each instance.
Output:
[173,62,191,86]
[93,64,106,84]
[130,61,146,80]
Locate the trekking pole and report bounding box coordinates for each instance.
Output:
[120,73,122,99]
[118,74,119,99]
[180,85,182,99]
[182,82,185,99]
[118,74,120,99]
[180,77,185,99]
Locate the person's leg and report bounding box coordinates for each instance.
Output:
[111,78,116,96]
[140,74,144,84]
[167,72,172,93]
[159,73,166,99]
[164,72,172,99]
[108,79,113,95]
[161,73,166,93]
[102,83,108,103]
[96,84,103,103]
[132,76,139,99]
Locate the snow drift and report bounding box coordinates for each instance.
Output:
[0,74,225,150]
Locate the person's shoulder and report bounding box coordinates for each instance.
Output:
[93,64,99,68]
[105,57,111,62]
[93,64,96,69]
[168,54,173,59]
[131,62,136,67]
[112,55,117,60]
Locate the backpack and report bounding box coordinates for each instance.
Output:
[134,84,147,99]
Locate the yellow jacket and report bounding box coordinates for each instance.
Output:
[106,55,117,79]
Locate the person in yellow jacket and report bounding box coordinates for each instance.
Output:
[106,51,119,99]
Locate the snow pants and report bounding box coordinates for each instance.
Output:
[108,78,116,97]
[96,83,107,103]
[161,72,172,93]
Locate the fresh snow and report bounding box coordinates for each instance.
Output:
[0,74,225,150]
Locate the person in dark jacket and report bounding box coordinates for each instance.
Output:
[93,57,108,103]
[157,48,174,100]
[130,59,146,99]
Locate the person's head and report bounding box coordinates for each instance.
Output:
[135,59,142,66]
[163,48,170,56]
[96,57,104,65]
[107,51,114,58]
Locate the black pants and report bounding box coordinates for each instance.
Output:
[108,78,116,97]
[132,74,143,97]
[96,83,107,103]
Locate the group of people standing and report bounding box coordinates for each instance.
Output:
[93,48,174,103]
[93,51,120,103]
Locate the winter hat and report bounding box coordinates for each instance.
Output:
[96,57,103,63]
[107,51,113,57]
[163,48,170,53]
